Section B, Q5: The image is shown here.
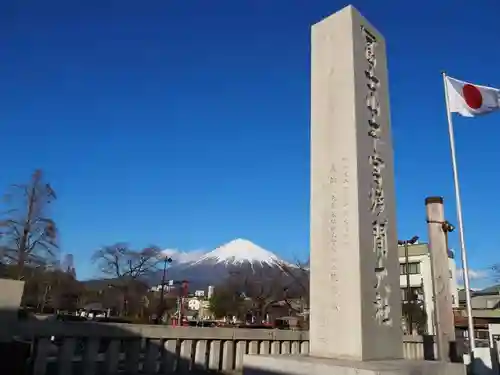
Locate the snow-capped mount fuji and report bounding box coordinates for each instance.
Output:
[151,239,292,289]
[192,238,285,267]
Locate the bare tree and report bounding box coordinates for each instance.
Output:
[0,170,58,279]
[209,285,245,319]
[92,243,163,280]
[277,259,310,316]
[209,261,309,324]
[92,243,163,315]
[227,266,289,322]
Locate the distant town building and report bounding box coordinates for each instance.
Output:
[208,285,215,299]
[62,254,76,277]
[185,297,212,319]
[194,290,205,297]
[149,284,174,293]
[188,299,201,311]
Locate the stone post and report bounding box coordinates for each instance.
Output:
[425,196,456,361]
[0,279,24,341]
[243,5,466,374]
[309,5,402,361]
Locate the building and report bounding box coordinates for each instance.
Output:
[149,284,175,293]
[456,286,500,343]
[186,297,212,319]
[398,243,459,335]
[188,298,201,311]
[208,286,215,299]
[150,280,177,293]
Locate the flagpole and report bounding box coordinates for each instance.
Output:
[442,71,476,354]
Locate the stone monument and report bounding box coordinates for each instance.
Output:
[309,3,401,362]
[0,278,24,341]
[243,5,466,374]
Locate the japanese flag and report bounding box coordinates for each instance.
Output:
[445,76,500,117]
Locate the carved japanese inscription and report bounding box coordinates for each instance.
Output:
[329,164,340,312]
[362,25,392,327]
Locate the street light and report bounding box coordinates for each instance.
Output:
[398,236,419,334]
[441,221,455,259]
[426,219,455,254]
[157,255,173,324]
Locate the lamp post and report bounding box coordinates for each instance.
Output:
[157,256,172,324]
[398,236,419,334]
[441,221,455,258]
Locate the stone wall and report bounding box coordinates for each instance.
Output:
[9,321,437,374]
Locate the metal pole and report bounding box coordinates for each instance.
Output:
[158,256,171,324]
[405,241,412,334]
[159,259,167,302]
[442,71,476,353]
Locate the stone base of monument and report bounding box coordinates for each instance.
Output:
[0,279,24,342]
[243,355,466,375]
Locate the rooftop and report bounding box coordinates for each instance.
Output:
[398,243,429,258]
[397,243,455,259]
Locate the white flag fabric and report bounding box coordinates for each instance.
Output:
[445,76,500,117]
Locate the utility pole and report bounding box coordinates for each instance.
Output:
[157,255,172,324]
[179,280,189,325]
[398,236,419,335]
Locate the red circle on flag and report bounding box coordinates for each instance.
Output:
[462,84,483,109]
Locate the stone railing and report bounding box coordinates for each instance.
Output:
[9,321,436,375]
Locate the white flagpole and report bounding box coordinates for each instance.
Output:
[442,71,476,353]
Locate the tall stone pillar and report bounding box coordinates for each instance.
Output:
[243,5,466,374]
[309,5,402,361]
[425,196,456,361]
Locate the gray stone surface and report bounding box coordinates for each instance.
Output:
[425,197,456,361]
[309,4,401,361]
[243,355,466,375]
[0,278,24,312]
[0,278,24,341]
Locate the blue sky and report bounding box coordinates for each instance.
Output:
[1,0,499,284]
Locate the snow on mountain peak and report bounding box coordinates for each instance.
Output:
[193,238,284,267]
[161,248,205,264]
